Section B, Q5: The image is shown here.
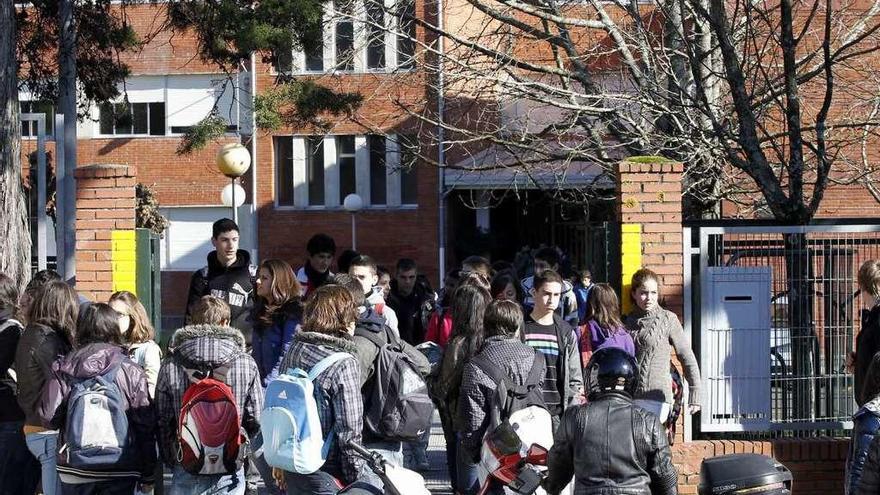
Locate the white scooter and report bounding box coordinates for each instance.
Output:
[339,441,432,495]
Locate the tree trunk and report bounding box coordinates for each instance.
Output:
[0,0,31,292]
[783,233,819,422]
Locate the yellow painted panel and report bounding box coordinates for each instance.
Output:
[111,230,137,294]
[620,223,642,315]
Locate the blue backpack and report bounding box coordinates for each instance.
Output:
[261,353,354,474]
[57,363,139,477]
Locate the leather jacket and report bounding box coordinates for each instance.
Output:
[544,393,678,495]
[14,322,73,427]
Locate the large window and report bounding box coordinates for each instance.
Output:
[335,0,356,71]
[99,102,166,136]
[396,0,416,69]
[20,101,55,138]
[366,0,386,70]
[275,134,418,208]
[398,134,418,205]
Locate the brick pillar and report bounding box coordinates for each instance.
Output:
[617,158,684,317]
[74,164,138,302]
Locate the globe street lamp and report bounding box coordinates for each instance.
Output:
[343,193,364,250]
[216,143,252,223]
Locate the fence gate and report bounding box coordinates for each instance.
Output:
[685,221,880,434]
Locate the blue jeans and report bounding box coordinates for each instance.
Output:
[456,434,479,495]
[25,430,62,495]
[170,466,246,495]
[0,421,40,495]
[283,470,342,495]
[60,479,137,495]
[249,431,282,495]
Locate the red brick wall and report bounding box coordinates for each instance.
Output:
[74,164,137,301]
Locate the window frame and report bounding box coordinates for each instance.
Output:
[97,101,167,138]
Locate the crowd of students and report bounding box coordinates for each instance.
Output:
[0,218,708,495]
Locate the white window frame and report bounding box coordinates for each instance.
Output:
[274,133,419,210]
[96,101,166,138]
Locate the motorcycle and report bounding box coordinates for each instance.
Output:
[339,441,432,495]
[477,420,550,495]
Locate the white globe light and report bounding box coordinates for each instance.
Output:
[343,193,364,212]
[216,143,252,177]
[221,183,247,207]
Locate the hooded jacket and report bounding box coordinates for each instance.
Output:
[185,249,257,344]
[849,396,880,494]
[365,286,399,337]
[15,321,73,427]
[155,324,264,468]
[251,299,303,387]
[544,393,678,495]
[38,343,156,484]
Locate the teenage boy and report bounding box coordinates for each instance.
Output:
[524,270,584,428]
[521,247,578,326]
[573,267,594,325]
[387,258,436,346]
[296,233,336,298]
[185,218,257,344]
[156,296,266,495]
[348,255,399,336]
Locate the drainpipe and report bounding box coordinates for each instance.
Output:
[436,0,447,287]
[249,53,259,263]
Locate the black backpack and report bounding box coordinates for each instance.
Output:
[357,327,434,441]
[470,351,547,429]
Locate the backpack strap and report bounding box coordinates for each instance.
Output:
[524,351,545,388]
[354,327,388,350]
[307,352,353,381]
[469,353,508,386]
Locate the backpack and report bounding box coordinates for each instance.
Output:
[471,351,552,445]
[358,327,434,442]
[59,362,139,474]
[261,352,354,474]
[176,353,244,475]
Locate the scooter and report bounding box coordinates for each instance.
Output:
[339,441,432,495]
[477,420,549,495]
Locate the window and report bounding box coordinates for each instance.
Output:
[335,0,355,71]
[369,135,387,204]
[399,134,418,204]
[397,0,416,69]
[20,101,55,137]
[275,134,418,208]
[305,42,324,72]
[366,0,385,70]
[99,102,165,136]
[307,137,325,206]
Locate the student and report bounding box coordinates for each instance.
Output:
[579,283,635,366]
[490,270,523,304]
[376,266,392,300]
[387,258,435,346]
[458,300,545,467]
[335,275,430,471]
[523,270,584,428]
[185,218,257,345]
[109,291,162,397]
[156,296,264,495]
[38,303,157,494]
[274,285,368,494]
[18,269,62,321]
[425,269,460,348]
[15,280,78,495]
[543,347,678,495]
[461,255,492,280]
[854,260,880,406]
[296,233,337,298]
[573,267,594,326]
[623,268,701,423]
[251,259,303,387]
[849,353,880,494]
[348,255,399,336]
[435,283,491,493]
[0,274,40,494]
[521,248,579,326]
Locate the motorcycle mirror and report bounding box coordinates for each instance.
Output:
[525,444,549,464]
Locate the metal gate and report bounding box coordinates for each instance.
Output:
[549,221,621,288]
[685,220,880,434]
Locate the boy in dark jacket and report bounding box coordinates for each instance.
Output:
[185,218,257,345]
[296,233,336,299]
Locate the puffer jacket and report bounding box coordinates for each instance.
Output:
[252,299,303,387]
[15,322,73,427]
[544,393,678,495]
[155,324,264,468]
[850,397,880,494]
[38,343,156,483]
[279,331,365,484]
[186,249,257,344]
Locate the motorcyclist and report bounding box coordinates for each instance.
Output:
[543,347,678,495]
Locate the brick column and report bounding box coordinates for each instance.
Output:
[75,164,138,302]
[617,158,684,317]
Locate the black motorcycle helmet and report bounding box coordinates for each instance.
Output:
[586,347,638,399]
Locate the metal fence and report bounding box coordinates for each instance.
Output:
[685,221,880,436]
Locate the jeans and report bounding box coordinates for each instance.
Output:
[170,466,246,495]
[249,432,282,495]
[456,434,479,495]
[25,430,62,495]
[283,470,343,495]
[60,479,137,495]
[0,421,40,495]
[438,408,458,490]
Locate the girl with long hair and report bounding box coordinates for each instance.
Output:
[579,284,635,365]
[109,291,162,397]
[252,259,304,387]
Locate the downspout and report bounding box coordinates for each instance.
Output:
[250,53,259,263]
[436,0,447,287]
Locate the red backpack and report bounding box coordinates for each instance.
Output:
[176,354,244,475]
